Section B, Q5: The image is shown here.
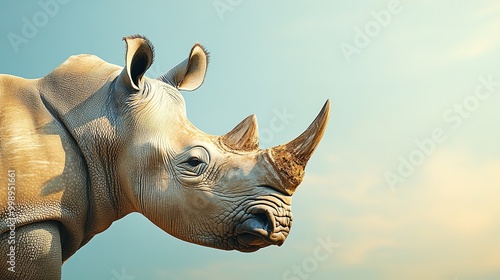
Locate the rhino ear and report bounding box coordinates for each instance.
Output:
[121,35,154,91]
[157,43,209,91]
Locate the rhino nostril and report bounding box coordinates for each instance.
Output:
[236,207,289,250]
[253,212,270,232]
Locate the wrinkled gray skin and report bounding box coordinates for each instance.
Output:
[0,35,330,279]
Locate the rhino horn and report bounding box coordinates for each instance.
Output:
[221,115,259,151]
[266,100,330,195]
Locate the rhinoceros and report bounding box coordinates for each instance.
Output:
[0,35,330,279]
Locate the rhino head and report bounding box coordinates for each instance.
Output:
[116,35,330,252]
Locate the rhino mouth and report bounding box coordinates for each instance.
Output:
[234,200,292,252]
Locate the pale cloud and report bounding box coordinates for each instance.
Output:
[305,147,500,278]
[416,150,500,234]
[471,1,500,18]
[448,18,500,60]
[447,2,500,60]
[341,238,396,266]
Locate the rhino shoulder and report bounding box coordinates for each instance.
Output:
[42,54,121,86]
[37,53,122,113]
[0,74,39,117]
[62,54,105,67]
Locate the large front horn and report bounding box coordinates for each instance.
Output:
[266,100,330,195]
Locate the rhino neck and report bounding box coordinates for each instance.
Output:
[66,103,135,235]
[38,57,136,238]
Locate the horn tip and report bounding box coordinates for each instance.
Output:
[248,114,257,123]
[220,113,260,152]
[243,114,258,129]
[323,99,331,114]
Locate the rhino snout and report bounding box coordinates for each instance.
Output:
[235,204,292,252]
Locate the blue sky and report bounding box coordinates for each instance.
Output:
[1,1,500,279]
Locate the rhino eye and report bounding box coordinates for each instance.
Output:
[187,157,202,167]
[177,146,210,178]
